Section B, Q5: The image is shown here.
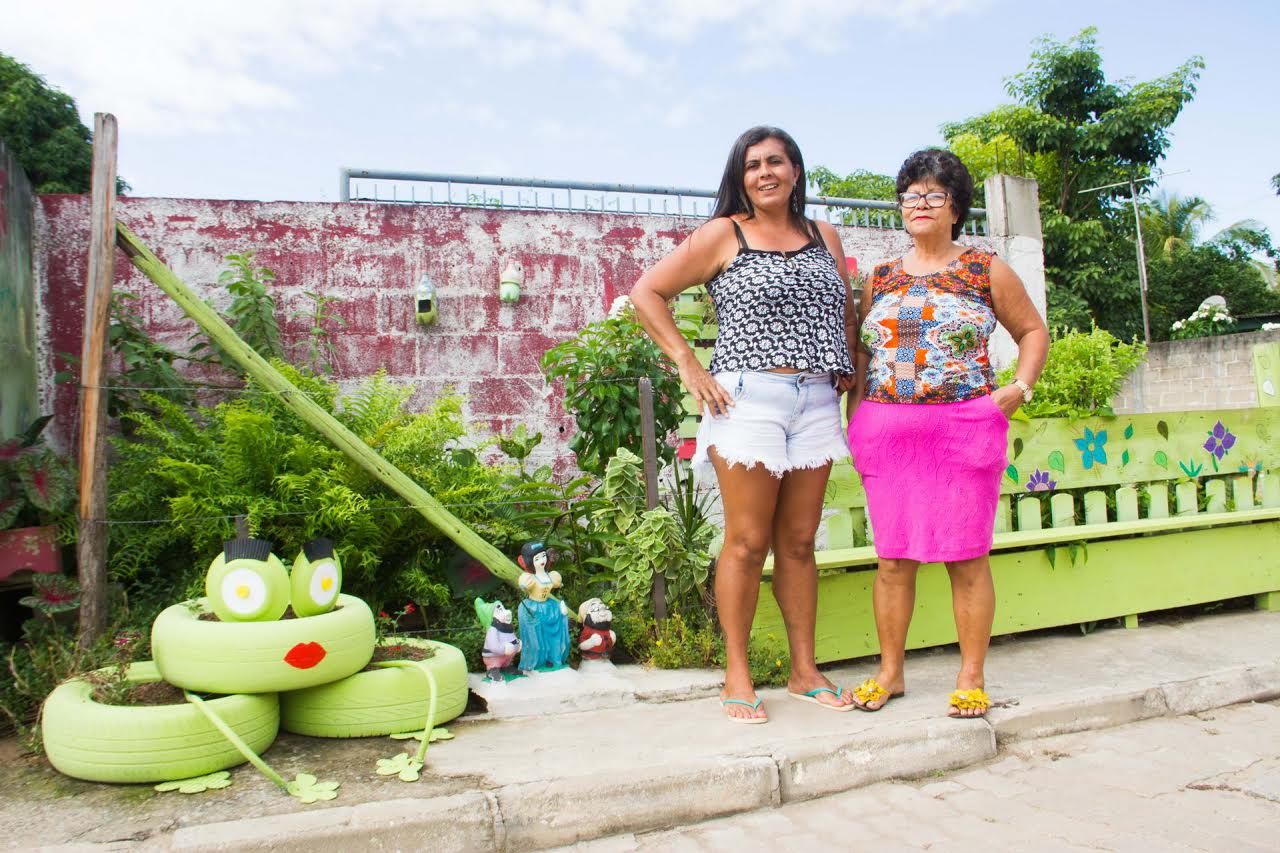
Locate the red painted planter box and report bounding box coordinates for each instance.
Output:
[0,526,62,582]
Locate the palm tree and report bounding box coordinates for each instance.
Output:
[1139,191,1214,259]
[1142,191,1277,288]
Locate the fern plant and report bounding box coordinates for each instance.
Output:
[107,366,528,614]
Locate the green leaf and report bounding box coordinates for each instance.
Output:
[1154,450,1168,469]
[1157,420,1169,441]
[1005,464,1018,482]
[1012,438,1024,459]
[1047,450,1065,473]
[1045,546,1057,570]
[1121,449,1130,466]
[1123,423,1134,440]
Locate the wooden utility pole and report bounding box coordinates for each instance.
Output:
[637,378,667,621]
[114,223,523,584]
[77,114,117,648]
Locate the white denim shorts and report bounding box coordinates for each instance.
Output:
[692,370,850,480]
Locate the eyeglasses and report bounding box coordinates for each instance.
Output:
[898,191,949,209]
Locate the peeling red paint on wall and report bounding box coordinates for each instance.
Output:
[36,196,949,471]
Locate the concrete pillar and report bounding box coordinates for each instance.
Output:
[984,174,1046,370]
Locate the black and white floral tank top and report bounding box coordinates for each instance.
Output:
[705,218,853,375]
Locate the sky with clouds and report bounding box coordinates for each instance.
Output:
[4,0,1277,238]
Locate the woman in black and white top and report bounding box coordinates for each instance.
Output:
[632,126,859,723]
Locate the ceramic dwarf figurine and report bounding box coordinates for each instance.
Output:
[474,598,521,681]
[577,598,616,661]
[516,542,570,672]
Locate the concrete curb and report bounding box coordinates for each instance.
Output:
[39,662,1280,853]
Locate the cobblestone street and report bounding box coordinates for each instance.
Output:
[578,700,1280,852]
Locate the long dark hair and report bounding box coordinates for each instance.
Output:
[710,126,808,233]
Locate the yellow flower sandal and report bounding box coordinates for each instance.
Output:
[787,685,856,712]
[852,678,905,713]
[720,696,769,725]
[946,688,991,718]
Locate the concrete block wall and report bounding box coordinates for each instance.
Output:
[38,197,1020,470]
[1113,329,1280,414]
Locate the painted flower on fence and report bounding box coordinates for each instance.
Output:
[1073,428,1108,470]
[1025,469,1056,492]
[1203,421,1236,462]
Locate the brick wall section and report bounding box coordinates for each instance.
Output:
[1113,329,1280,414]
[35,196,995,468]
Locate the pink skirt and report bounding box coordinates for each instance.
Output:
[847,396,1008,563]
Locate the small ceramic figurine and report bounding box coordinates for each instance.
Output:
[577,598,616,662]
[516,542,570,672]
[474,598,521,681]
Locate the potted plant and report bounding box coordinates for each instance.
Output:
[0,417,75,586]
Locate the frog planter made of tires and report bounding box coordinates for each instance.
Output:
[152,594,376,694]
[280,638,468,738]
[41,661,279,784]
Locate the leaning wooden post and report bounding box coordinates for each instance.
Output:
[113,223,522,584]
[637,378,667,622]
[76,113,117,649]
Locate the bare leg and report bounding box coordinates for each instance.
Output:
[771,462,852,707]
[710,447,781,721]
[944,555,995,717]
[854,556,920,709]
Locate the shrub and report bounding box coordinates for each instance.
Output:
[998,325,1146,418]
[541,299,686,475]
[1170,301,1235,340]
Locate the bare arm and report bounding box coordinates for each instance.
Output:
[631,218,738,416]
[815,221,860,395]
[990,255,1049,417]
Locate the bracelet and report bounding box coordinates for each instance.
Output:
[1011,378,1034,403]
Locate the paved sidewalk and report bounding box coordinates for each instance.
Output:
[7,609,1280,851]
[588,699,1280,852]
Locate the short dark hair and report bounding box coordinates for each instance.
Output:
[711,126,808,233]
[895,149,973,240]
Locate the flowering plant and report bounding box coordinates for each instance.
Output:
[1171,301,1235,340]
[374,602,416,648]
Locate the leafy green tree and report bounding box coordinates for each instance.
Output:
[0,52,126,193]
[1146,240,1280,340]
[942,29,1204,336]
[808,166,896,201]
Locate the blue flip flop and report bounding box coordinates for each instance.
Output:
[788,685,856,712]
[720,696,768,725]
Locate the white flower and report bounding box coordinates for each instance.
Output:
[1263,322,1280,331]
[608,295,632,318]
[1171,321,1184,330]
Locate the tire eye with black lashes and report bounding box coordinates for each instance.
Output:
[205,537,291,622]
[291,537,342,618]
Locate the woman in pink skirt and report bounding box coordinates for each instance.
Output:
[847,149,1048,718]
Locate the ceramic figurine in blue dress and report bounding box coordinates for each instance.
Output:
[515,542,569,672]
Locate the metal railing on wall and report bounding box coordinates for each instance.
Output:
[338,168,988,235]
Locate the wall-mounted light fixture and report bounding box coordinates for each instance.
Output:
[499,261,524,304]
[415,274,438,326]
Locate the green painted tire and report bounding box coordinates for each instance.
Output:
[152,595,376,694]
[280,638,469,738]
[41,661,278,784]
